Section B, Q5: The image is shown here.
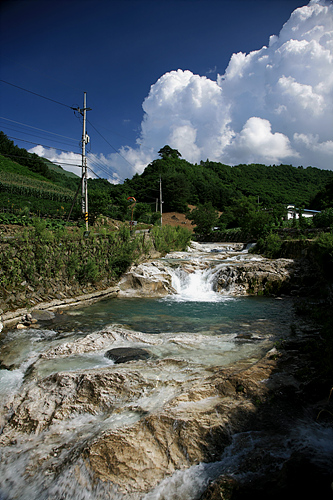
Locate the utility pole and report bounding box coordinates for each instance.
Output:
[159,175,163,226]
[72,92,91,231]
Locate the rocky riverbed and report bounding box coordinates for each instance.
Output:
[0,242,332,499]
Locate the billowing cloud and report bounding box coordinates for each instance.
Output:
[33,0,333,178]
[226,117,298,164]
[29,145,83,176]
[124,0,333,172]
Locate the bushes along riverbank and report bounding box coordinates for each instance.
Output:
[0,223,192,315]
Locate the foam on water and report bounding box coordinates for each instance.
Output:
[167,265,228,303]
[0,243,307,499]
[35,351,115,378]
[143,422,333,500]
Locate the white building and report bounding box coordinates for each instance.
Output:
[287,205,320,220]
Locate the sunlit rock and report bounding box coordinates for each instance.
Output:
[118,261,176,297]
[0,243,328,499]
[215,259,295,295]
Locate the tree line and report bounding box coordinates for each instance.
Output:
[1,135,333,231]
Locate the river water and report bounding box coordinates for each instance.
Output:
[0,243,332,499]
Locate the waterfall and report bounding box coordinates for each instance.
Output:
[2,243,319,500]
[166,265,225,302]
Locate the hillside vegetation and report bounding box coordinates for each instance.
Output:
[1,135,333,230]
[0,132,81,220]
[123,145,333,211]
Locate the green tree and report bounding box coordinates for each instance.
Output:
[313,207,333,228]
[158,145,181,160]
[188,202,219,235]
[220,196,274,237]
[162,172,191,212]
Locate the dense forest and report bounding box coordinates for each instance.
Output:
[123,145,333,211]
[1,134,333,229]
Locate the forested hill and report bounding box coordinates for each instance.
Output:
[0,132,81,219]
[1,134,333,222]
[123,145,333,212]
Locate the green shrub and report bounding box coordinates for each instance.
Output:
[313,208,333,228]
[152,225,191,254]
[254,233,282,258]
[83,258,100,284]
[108,256,132,277]
[313,232,333,279]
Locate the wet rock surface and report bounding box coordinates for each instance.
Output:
[215,258,295,295]
[0,244,331,499]
[105,347,151,363]
[118,261,175,297]
[0,328,331,498]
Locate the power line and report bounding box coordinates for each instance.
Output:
[88,162,124,183]
[87,119,138,170]
[0,117,78,142]
[5,135,81,155]
[0,152,82,170]
[1,81,156,176]
[0,80,72,109]
[50,161,81,168]
[1,125,80,149]
[87,151,126,181]
[87,167,103,179]
[1,132,124,181]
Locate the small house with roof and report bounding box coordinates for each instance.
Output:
[287,205,320,220]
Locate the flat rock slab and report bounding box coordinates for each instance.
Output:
[105,347,151,364]
[31,310,55,321]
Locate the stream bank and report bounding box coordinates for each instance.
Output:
[0,241,332,499]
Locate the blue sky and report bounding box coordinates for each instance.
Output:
[1,0,332,182]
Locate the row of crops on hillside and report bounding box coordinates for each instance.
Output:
[0,183,75,203]
[0,171,76,203]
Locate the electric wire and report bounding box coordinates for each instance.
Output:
[0,80,73,109]
[0,152,82,170]
[87,167,103,179]
[1,125,80,149]
[1,81,158,178]
[86,151,126,181]
[87,119,138,171]
[1,133,123,181]
[0,117,78,142]
[86,150,114,169]
[0,80,158,183]
[1,75,157,157]
[5,135,81,155]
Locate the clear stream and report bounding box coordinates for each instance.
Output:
[0,243,332,499]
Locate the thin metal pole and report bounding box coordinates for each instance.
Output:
[82,92,88,230]
[71,94,91,230]
[159,175,163,226]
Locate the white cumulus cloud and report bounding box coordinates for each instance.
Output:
[29,145,83,176]
[123,0,332,172]
[33,0,333,178]
[226,117,298,165]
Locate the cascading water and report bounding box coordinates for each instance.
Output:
[0,243,331,499]
[166,265,225,302]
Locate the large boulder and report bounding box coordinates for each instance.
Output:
[31,310,55,321]
[118,261,175,297]
[104,347,151,364]
[215,258,295,295]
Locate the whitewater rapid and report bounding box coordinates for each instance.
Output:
[0,242,330,499]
